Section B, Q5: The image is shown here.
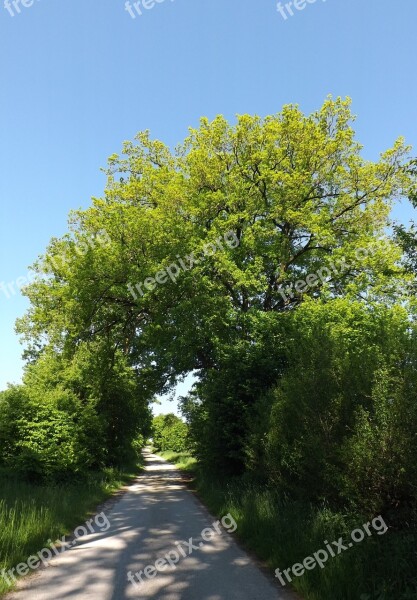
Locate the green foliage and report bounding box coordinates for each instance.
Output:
[152,414,189,453]
[394,171,417,310]
[157,450,197,472]
[13,98,415,484]
[0,385,96,481]
[0,344,151,482]
[261,300,417,516]
[17,98,413,387]
[181,312,289,474]
[4,100,417,596]
[341,363,417,519]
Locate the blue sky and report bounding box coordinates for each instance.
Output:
[0,0,416,415]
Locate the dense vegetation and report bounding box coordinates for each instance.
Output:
[2,97,417,598]
[0,347,151,481]
[151,414,189,453]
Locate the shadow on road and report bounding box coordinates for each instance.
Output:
[6,451,295,600]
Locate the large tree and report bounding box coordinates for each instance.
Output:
[17,98,415,470]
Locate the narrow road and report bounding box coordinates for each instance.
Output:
[6,451,296,599]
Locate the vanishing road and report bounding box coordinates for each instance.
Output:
[6,451,296,600]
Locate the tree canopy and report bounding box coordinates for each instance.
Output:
[17,98,413,391]
[3,97,416,488]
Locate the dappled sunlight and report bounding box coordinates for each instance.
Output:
[6,451,288,600]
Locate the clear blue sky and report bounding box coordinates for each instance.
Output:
[1,0,416,415]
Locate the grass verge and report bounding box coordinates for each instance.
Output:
[157,450,197,472]
[156,450,417,600]
[0,460,143,597]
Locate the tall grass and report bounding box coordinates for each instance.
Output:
[159,451,417,600]
[158,450,197,472]
[0,465,141,596]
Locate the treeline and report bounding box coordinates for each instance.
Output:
[151,414,189,453]
[5,98,417,595]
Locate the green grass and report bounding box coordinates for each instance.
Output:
[0,462,142,597]
[155,450,417,600]
[158,450,198,472]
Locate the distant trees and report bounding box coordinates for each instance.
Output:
[151,414,189,453]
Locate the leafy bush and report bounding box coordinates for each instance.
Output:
[263,300,417,517]
[0,344,152,482]
[152,414,189,453]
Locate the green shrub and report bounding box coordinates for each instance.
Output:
[152,414,189,453]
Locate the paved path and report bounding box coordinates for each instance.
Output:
[6,451,296,599]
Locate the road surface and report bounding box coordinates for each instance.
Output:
[5,451,296,599]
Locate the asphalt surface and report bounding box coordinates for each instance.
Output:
[5,451,296,599]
